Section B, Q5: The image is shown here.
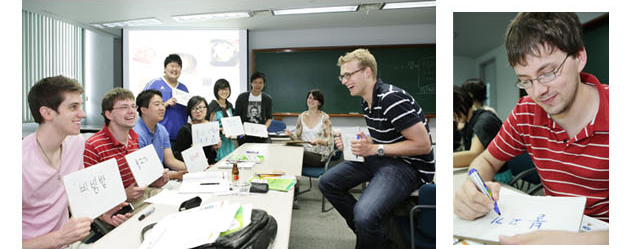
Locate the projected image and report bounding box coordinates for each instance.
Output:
[210,39,239,66]
[124,30,246,106]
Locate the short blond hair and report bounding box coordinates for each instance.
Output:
[337,48,378,80]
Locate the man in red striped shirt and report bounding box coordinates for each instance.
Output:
[84,88,168,216]
[454,13,608,244]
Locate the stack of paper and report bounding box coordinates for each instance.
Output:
[179,171,230,194]
[139,201,246,249]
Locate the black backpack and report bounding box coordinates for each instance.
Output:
[190,209,278,249]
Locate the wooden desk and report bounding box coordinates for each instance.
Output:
[85,143,303,249]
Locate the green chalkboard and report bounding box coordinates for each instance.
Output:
[582,14,608,84]
[253,45,436,115]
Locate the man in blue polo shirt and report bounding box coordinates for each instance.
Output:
[319,49,435,249]
[144,54,189,146]
[133,89,187,180]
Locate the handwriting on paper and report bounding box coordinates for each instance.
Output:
[173,88,193,106]
[182,145,208,173]
[63,158,126,218]
[489,214,548,230]
[221,116,245,137]
[192,122,220,147]
[243,122,268,138]
[124,144,164,187]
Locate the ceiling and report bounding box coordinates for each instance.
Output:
[454,12,608,58]
[22,0,436,36]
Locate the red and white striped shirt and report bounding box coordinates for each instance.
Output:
[84,125,140,188]
[488,73,609,221]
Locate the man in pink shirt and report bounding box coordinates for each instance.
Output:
[22,76,131,248]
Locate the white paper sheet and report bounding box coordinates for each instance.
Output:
[215,160,256,169]
[124,144,164,187]
[220,116,245,137]
[179,171,230,194]
[453,194,587,243]
[192,121,220,147]
[243,122,268,138]
[341,134,364,162]
[173,88,193,106]
[181,145,208,173]
[139,200,236,249]
[63,158,126,219]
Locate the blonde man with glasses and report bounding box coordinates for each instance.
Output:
[453,13,608,244]
[319,49,434,249]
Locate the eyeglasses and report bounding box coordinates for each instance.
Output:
[111,104,137,112]
[338,67,366,82]
[192,106,207,112]
[515,54,570,89]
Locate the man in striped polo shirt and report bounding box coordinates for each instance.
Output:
[84,88,169,216]
[319,49,435,249]
[454,13,608,244]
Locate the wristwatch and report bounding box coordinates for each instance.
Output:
[377,144,385,156]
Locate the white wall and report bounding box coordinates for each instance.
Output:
[249,24,437,141]
[85,29,117,127]
[453,55,477,86]
[474,46,518,121]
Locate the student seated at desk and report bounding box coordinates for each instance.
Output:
[453,12,608,244]
[453,86,511,183]
[173,95,222,165]
[285,89,334,168]
[206,79,235,161]
[84,88,169,213]
[133,89,188,180]
[23,76,130,248]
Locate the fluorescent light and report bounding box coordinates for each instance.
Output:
[272,5,359,16]
[172,12,251,22]
[382,1,436,9]
[91,18,162,28]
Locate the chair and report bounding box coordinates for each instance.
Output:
[296,148,342,212]
[506,153,542,195]
[267,120,286,133]
[394,183,436,249]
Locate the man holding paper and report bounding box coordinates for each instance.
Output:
[453,13,608,244]
[319,49,434,249]
[84,88,169,211]
[22,76,129,248]
[234,71,272,145]
[134,89,188,180]
[144,54,190,146]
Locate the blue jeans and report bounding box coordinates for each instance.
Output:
[319,156,422,249]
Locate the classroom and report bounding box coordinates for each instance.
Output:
[19,1,436,248]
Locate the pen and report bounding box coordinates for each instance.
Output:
[246,150,258,154]
[200,182,219,185]
[468,168,501,215]
[138,206,156,221]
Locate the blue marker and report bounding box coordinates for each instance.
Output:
[468,168,501,215]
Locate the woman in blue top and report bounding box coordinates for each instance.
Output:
[206,79,236,161]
